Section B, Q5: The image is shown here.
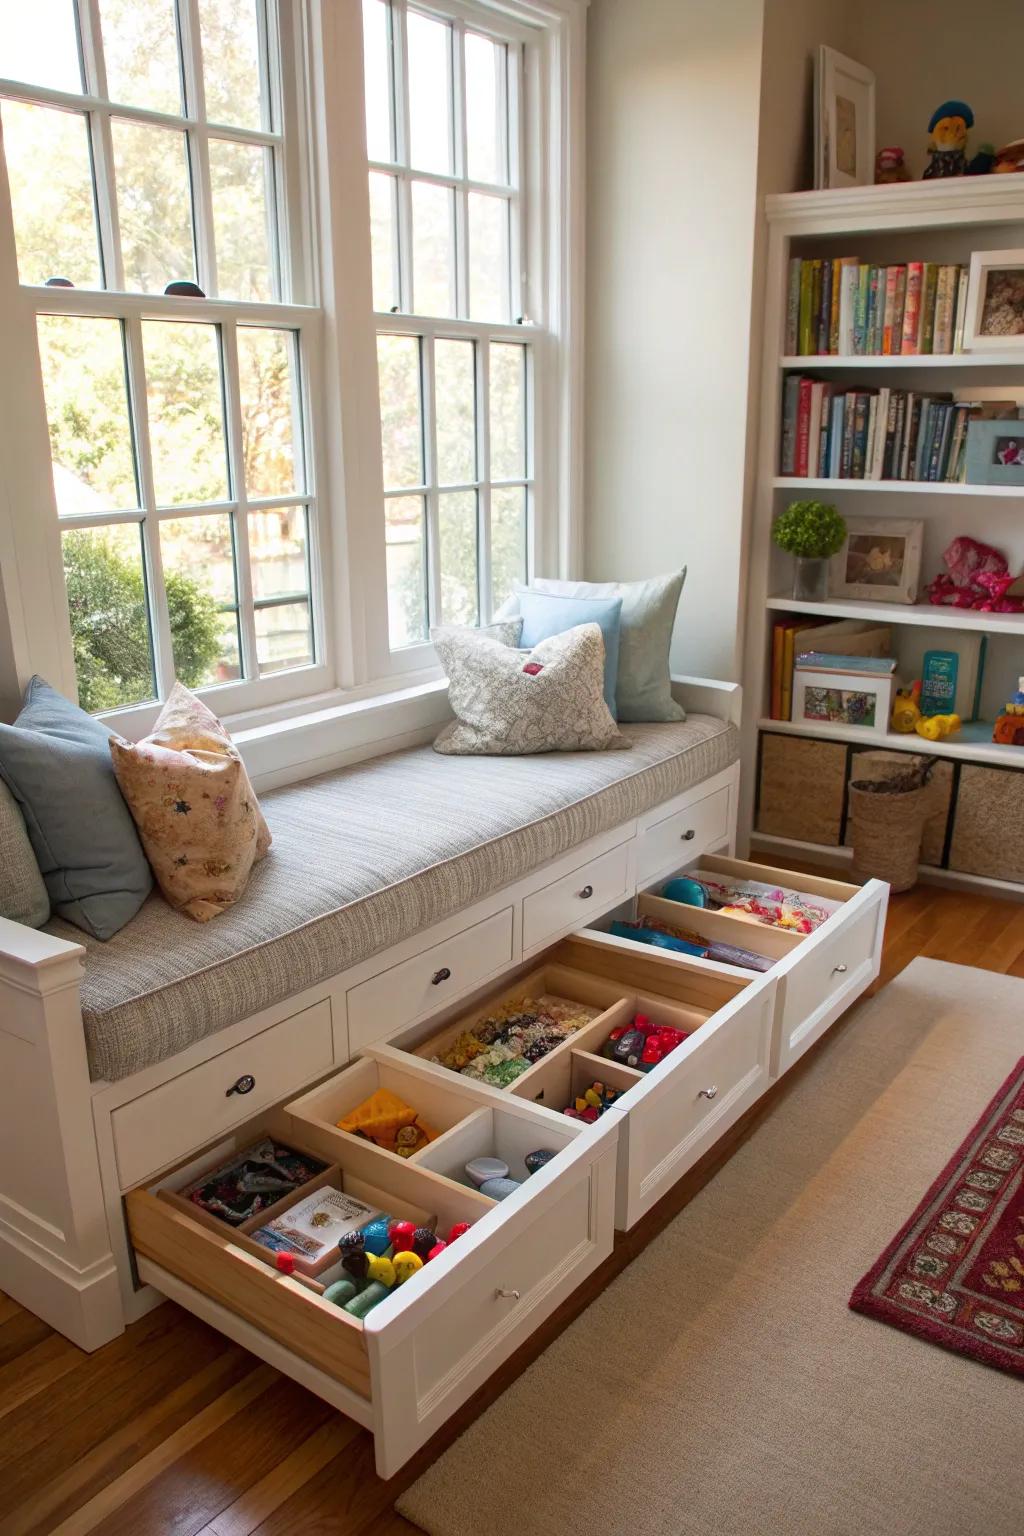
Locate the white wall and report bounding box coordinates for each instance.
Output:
[583,0,765,682]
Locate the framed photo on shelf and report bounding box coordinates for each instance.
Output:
[962,249,1024,350]
[965,418,1024,486]
[813,47,875,190]
[830,517,924,604]
[791,667,894,736]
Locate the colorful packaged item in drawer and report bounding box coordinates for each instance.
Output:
[609,919,773,972]
[602,1012,691,1071]
[181,1138,327,1226]
[321,1214,464,1318]
[250,1188,381,1263]
[336,1088,438,1155]
[564,1080,620,1122]
[433,994,600,1087]
[661,873,839,934]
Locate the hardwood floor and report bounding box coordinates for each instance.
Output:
[3,879,1023,1536]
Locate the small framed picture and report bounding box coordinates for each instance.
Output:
[792,668,894,735]
[813,47,876,190]
[962,249,1024,350]
[965,418,1024,486]
[830,517,924,604]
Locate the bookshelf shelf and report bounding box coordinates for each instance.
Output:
[757,716,1019,769]
[780,352,1024,370]
[765,593,1024,637]
[773,476,1024,497]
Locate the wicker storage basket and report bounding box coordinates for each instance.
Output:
[847,761,932,892]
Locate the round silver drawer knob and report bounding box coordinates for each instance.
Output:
[495,1287,521,1301]
[680,829,696,841]
[226,1073,256,1097]
[697,1085,718,1100]
[832,963,848,976]
[578,884,594,899]
[431,967,452,985]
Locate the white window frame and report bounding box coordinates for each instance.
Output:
[0,0,586,764]
[0,0,334,734]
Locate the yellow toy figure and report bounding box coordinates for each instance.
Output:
[916,713,961,742]
[891,683,922,733]
[924,101,973,178]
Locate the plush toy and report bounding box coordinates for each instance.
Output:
[924,100,974,178]
[875,146,910,184]
[967,142,997,175]
[927,536,1009,607]
[891,682,922,734]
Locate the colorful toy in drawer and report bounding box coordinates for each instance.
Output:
[336,1088,438,1156]
[603,1014,690,1073]
[180,1137,328,1227]
[466,1156,510,1187]
[525,1148,555,1176]
[388,1220,417,1252]
[447,1221,471,1242]
[564,1080,621,1122]
[393,1250,424,1283]
[252,1188,383,1270]
[662,875,836,935]
[433,995,602,1088]
[609,918,772,973]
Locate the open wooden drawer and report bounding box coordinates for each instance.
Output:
[370,938,777,1231]
[584,853,889,1077]
[125,1082,618,1479]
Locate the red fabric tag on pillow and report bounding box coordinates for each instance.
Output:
[522,661,544,675]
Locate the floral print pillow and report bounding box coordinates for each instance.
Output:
[109,682,271,922]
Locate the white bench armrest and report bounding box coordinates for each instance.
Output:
[670,675,742,729]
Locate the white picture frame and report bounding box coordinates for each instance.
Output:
[962,248,1024,351]
[813,46,876,190]
[791,668,894,735]
[830,517,924,604]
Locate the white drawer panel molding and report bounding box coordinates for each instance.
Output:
[637,784,731,886]
[522,842,631,953]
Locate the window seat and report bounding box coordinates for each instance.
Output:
[46,717,739,1082]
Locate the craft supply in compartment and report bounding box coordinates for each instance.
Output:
[397,962,631,1093]
[409,1102,576,1194]
[608,893,803,976]
[662,854,844,935]
[176,1134,329,1227]
[286,1056,479,1164]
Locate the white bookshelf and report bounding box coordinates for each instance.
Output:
[741,179,1024,895]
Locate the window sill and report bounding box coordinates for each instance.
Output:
[231,673,452,791]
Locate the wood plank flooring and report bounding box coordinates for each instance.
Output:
[2,878,1022,1536]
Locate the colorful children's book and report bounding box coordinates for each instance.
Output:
[251,1188,383,1263]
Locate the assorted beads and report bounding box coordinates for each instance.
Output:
[433,994,600,1087]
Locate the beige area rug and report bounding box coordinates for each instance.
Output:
[397,959,1024,1536]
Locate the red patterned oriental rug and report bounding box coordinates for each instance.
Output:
[850,1054,1024,1375]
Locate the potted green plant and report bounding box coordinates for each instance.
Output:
[771,499,847,602]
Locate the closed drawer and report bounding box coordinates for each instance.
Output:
[636,785,730,886]
[347,908,514,1055]
[522,842,630,953]
[112,1000,334,1189]
[773,883,887,1074]
[126,1093,618,1480]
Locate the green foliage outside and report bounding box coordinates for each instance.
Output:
[64,530,221,713]
[772,500,847,559]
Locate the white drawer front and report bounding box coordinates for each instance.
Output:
[522,843,630,953]
[774,883,886,1074]
[113,1000,334,1189]
[347,907,514,1055]
[613,980,775,1229]
[637,785,731,887]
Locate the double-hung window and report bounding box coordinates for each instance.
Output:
[362,0,536,654]
[0,0,325,720]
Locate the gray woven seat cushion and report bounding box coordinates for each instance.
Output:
[47,717,738,1082]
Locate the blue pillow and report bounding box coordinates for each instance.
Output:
[516,591,623,718]
[0,677,152,940]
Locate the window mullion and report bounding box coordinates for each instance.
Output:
[178,0,218,296]
[452,19,469,321]
[123,315,175,695]
[421,333,441,627]
[477,337,492,623]
[78,1,125,291]
[507,41,522,322]
[393,2,413,312]
[220,319,259,680]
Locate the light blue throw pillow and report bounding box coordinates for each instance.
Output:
[0,677,153,940]
[516,590,622,718]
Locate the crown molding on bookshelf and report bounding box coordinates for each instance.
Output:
[765,178,1024,236]
[766,592,1024,637]
[780,352,1024,370]
[773,476,1024,498]
[757,715,1019,768]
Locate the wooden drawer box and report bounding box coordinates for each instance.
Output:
[346,907,514,1055]
[113,999,335,1190]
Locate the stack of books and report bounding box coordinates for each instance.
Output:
[769,617,893,721]
[781,378,974,481]
[785,258,970,357]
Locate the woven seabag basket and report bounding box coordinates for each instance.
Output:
[848,777,930,892]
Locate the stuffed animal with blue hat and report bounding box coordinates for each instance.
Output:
[924,100,974,179]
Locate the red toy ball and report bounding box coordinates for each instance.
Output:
[275,1252,297,1275]
[447,1221,471,1243]
[389,1220,417,1252]
[426,1240,448,1262]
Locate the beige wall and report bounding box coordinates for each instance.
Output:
[583,0,765,680]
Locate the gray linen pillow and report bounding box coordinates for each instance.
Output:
[0,676,152,939]
[433,623,628,756]
[0,778,50,927]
